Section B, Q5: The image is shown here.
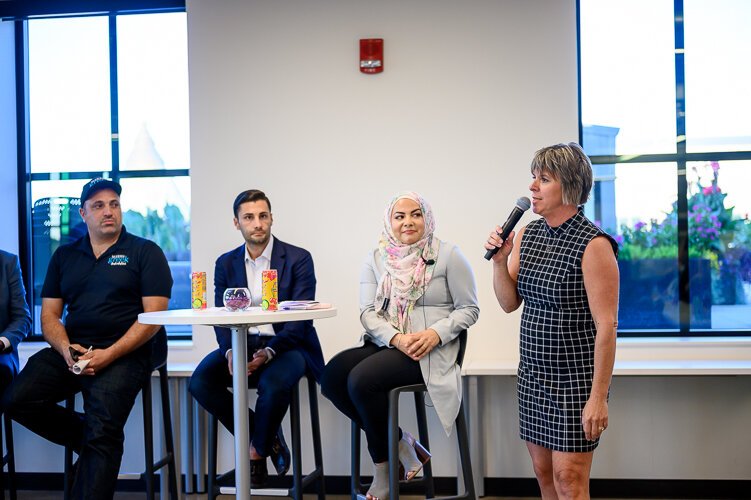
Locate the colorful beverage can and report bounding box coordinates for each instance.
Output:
[262,269,278,311]
[191,272,207,310]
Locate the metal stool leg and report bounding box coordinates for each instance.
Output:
[207,413,218,500]
[387,389,401,500]
[158,366,179,499]
[1,413,16,500]
[351,420,363,500]
[63,396,76,500]
[454,401,475,500]
[142,377,155,500]
[414,391,435,497]
[307,376,325,500]
[289,383,303,500]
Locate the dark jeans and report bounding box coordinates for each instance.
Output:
[188,343,307,457]
[320,341,423,463]
[1,347,151,500]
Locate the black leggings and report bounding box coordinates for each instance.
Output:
[320,341,423,462]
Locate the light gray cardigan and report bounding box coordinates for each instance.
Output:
[359,240,480,435]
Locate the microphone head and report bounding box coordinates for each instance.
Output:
[516,196,531,211]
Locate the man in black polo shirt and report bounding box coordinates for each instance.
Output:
[2,178,172,499]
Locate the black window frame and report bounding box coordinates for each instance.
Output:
[3,0,190,341]
[577,0,751,337]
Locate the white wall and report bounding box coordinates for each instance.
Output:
[182,0,578,366]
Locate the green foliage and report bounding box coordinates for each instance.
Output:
[617,162,738,262]
[123,204,190,260]
[732,217,751,248]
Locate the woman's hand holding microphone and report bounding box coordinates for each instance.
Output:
[485,225,515,263]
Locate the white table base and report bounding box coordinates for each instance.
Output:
[232,325,252,499]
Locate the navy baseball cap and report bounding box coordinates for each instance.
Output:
[80,178,122,205]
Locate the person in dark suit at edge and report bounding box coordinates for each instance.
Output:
[0,249,32,395]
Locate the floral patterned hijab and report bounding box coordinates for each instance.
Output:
[374,192,440,333]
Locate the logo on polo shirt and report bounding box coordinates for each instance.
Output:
[108,254,129,266]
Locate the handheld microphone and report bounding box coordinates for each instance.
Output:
[484,196,531,260]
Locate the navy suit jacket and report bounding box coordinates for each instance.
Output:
[0,250,32,376]
[213,237,324,380]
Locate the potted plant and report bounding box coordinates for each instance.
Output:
[615,161,741,330]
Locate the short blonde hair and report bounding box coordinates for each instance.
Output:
[530,142,593,206]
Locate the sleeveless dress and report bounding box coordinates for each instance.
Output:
[516,210,617,452]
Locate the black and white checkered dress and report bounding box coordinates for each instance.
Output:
[516,210,617,452]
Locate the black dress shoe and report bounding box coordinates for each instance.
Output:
[250,458,268,488]
[269,428,291,476]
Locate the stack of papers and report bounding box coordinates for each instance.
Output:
[279,301,331,310]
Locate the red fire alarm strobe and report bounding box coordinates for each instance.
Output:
[360,38,383,74]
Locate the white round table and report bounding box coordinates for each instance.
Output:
[139,306,337,499]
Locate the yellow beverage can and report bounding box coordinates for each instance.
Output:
[191,272,207,310]
[262,269,278,311]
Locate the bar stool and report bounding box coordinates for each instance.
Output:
[351,329,475,500]
[63,330,179,500]
[206,372,325,500]
[0,413,16,500]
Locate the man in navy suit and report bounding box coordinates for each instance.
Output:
[189,189,323,487]
[0,250,32,393]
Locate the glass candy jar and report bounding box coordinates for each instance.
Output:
[223,287,252,311]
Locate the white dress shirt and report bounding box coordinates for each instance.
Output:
[225,237,277,362]
[244,236,275,336]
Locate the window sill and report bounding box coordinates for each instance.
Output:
[617,336,751,348]
[615,335,751,362]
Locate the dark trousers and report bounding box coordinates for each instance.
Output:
[320,341,423,463]
[1,347,150,500]
[188,344,307,456]
[0,353,16,397]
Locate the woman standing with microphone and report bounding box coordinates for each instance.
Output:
[485,143,619,499]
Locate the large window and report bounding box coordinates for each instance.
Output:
[580,0,751,335]
[7,4,191,339]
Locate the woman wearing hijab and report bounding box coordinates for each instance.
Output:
[321,191,479,500]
